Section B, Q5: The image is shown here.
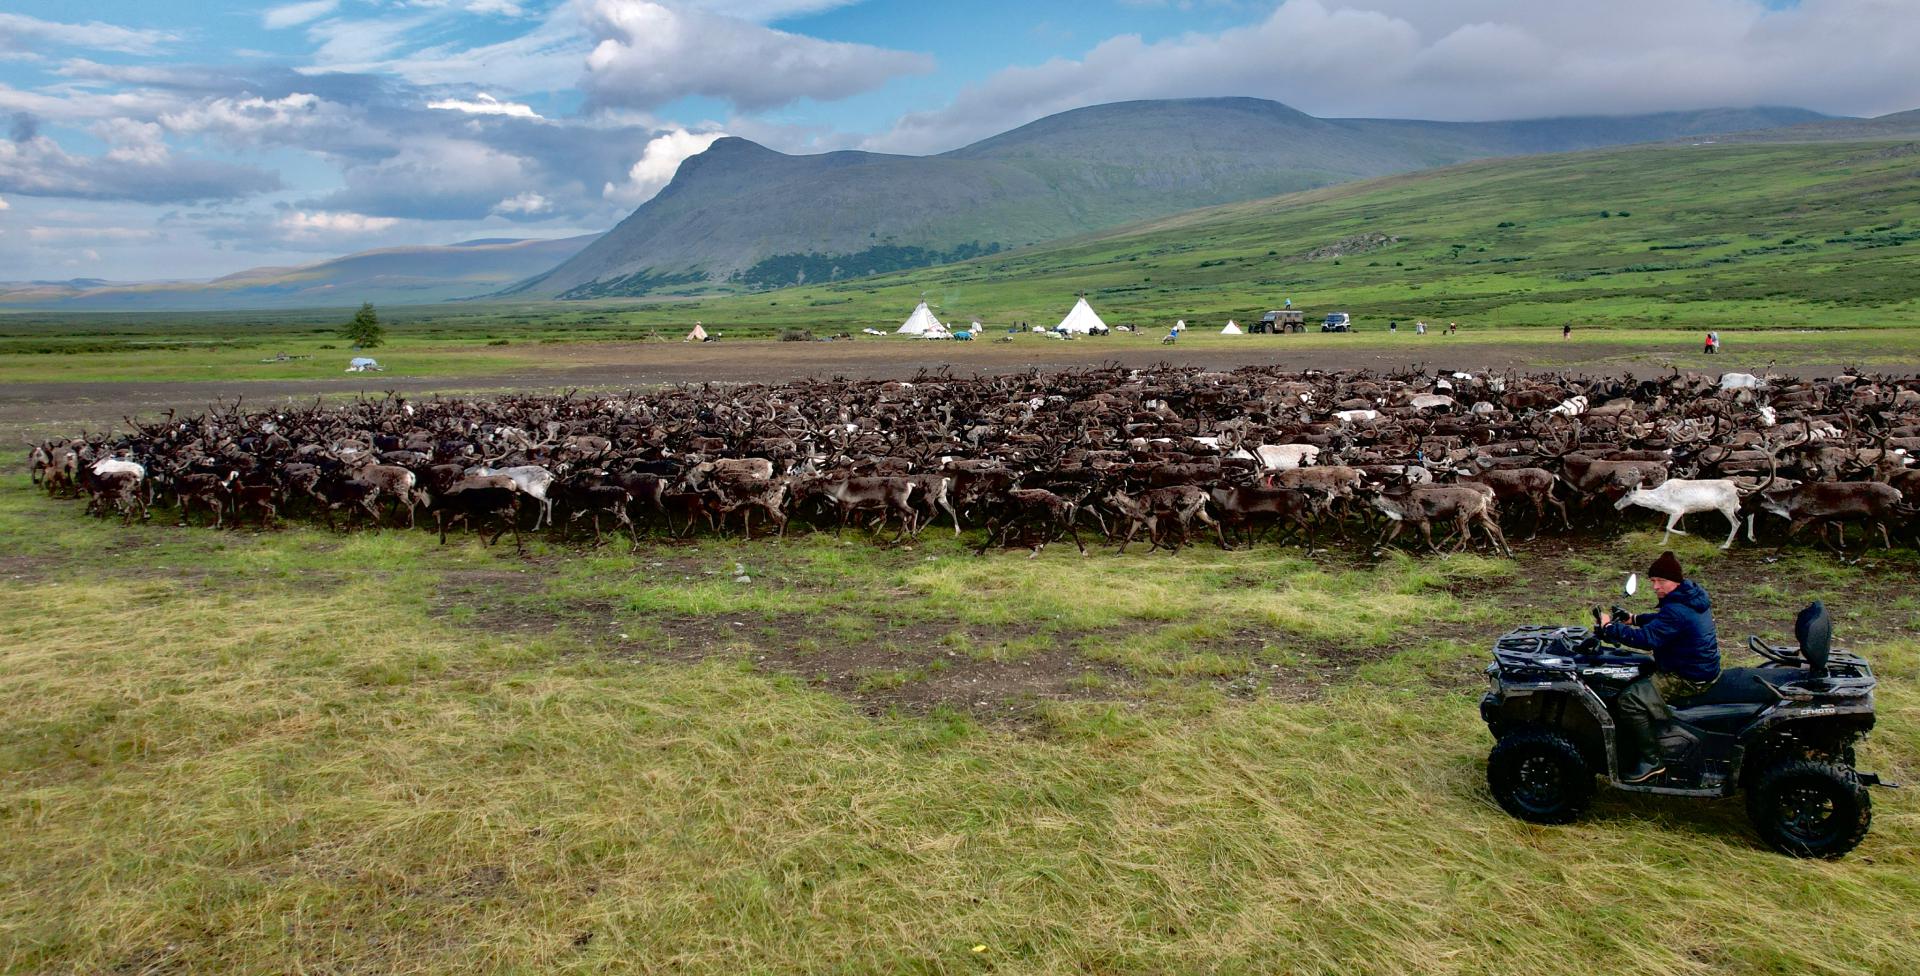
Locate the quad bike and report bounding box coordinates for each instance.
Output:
[1480,574,1894,858]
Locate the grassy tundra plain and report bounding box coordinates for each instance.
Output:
[1,479,1917,975]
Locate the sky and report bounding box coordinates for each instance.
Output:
[2,0,1917,281]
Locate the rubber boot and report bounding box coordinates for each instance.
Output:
[1619,709,1668,784]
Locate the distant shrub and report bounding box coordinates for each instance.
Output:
[1617,211,1631,217]
[1496,221,1517,228]
[1599,211,1612,218]
[317,344,336,349]
[779,328,814,342]
[341,302,384,349]
[487,339,510,346]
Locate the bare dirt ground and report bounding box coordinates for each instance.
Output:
[0,337,1881,437]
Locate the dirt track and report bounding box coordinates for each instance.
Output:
[0,337,1900,437]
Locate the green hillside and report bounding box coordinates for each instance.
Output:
[626,139,1920,333]
[520,99,1828,300]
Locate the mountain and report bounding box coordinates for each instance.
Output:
[514,98,1829,299]
[632,136,1920,333]
[1672,107,1920,144]
[0,235,598,311]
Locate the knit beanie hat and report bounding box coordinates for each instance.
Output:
[1648,551,1685,583]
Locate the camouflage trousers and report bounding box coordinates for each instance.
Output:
[1619,671,1722,724]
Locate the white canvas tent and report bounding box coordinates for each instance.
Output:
[1221,320,1242,335]
[896,302,942,335]
[1055,297,1109,334]
[685,322,708,342]
[1174,319,1187,332]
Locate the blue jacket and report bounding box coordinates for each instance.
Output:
[1602,580,1721,681]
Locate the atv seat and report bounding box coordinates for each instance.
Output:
[1672,667,1800,707]
[1668,666,1798,733]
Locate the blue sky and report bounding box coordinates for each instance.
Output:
[2,0,1913,280]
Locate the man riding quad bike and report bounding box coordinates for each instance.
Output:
[1479,553,1893,858]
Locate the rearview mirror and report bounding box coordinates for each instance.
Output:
[1624,573,1639,597]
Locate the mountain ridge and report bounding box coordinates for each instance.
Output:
[0,235,599,311]
[516,98,1833,300]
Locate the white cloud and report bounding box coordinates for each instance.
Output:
[27,225,161,243]
[278,210,402,238]
[464,0,527,15]
[0,80,183,124]
[682,0,865,19]
[306,15,432,67]
[580,0,933,111]
[160,93,342,142]
[91,119,171,166]
[867,0,1920,153]
[492,190,552,214]
[262,1,340,30]
[0,195,9,211]
[602,127,726,205]
[357,3,587,92]
[0,134,279,203]
[0,13,177,56]
[427,93,542,118]
[313,137,538,219]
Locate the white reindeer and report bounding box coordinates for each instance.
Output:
[1548,395,1589,417]
[1613,478,1748,549]
[467,465,557,529]
[1233,443,1320,470]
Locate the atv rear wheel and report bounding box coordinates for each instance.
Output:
[1488,728,1594,824]
[1746,760,1872,859]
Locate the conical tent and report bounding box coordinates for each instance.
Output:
[1221,320,1242,335]
[685,322,708,342]
[896,302,941,335]
[1055,298,1108,334]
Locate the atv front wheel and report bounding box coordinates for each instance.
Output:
[1488,728,1594,824]
[1746,760,1872,859]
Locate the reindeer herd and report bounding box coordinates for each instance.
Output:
[23,364,1920,559]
